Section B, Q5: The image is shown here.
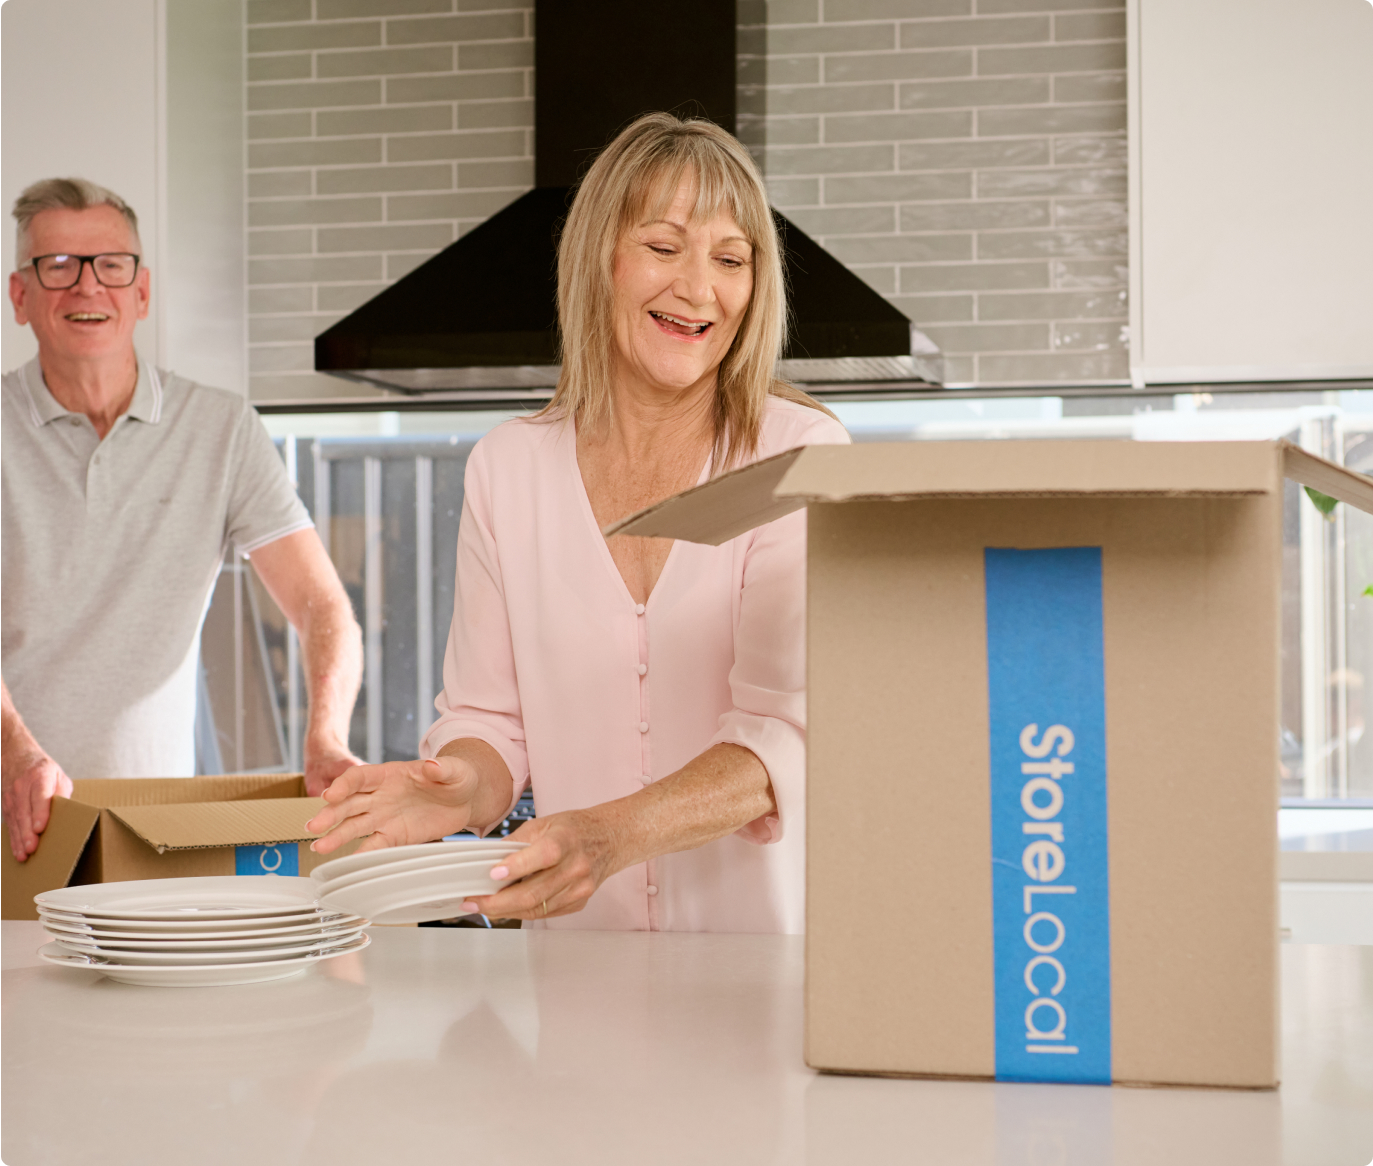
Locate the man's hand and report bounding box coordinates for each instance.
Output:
[2,749,72,863]
[303,735,363,798]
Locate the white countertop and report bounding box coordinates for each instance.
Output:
[2,921,1370,1165]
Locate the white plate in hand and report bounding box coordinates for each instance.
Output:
[35,876,320,921]
[38,933,370,987]
[310,838,526,884]
[314,847,527,896]
[319,859,519,925]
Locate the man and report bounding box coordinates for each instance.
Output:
[1,177,364,863]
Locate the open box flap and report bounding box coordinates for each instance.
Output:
[1280,440,1373,513]
[1,797,102,920]
[603,447,808,545]
[611,440,1293,546]
[69,774,305,809]
[107,797,326,853]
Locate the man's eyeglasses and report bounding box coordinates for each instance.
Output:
[24,253,141,290]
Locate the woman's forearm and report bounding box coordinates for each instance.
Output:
[594,742,775,873]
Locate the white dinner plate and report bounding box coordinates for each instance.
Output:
[314,848,523,897]
[39,933,370,987]
[49,922,367,955]
[36,876,320,921]
[37,906,356,934]
[311,838,526,885]
[39,913,365,942]
[51,930,364,965]
[318,858,518,925]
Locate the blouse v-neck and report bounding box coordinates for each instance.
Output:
[567,417,713,611]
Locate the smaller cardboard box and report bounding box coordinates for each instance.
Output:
[612,439,1373,1090]
[1,774,337,920]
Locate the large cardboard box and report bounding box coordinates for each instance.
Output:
[2,774,338,920]
[613,439,1373,1089]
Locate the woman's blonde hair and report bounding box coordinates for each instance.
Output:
[542,112,832,471]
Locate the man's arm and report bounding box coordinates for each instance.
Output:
[1,679,73,862]
[246,529,364,796]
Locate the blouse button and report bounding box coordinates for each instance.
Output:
[641,774,651,784]
[638,722,649,733]
[637,664,647,676]
[635,603,645,615]
[646,885,658,896]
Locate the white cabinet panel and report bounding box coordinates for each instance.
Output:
[1129,0,1373,385]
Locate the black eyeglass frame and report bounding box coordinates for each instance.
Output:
[24,253,143,290]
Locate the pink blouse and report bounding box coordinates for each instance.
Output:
[420,397,851,933]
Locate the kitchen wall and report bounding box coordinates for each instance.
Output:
[245,0,534,400]
[245,0,1126,400]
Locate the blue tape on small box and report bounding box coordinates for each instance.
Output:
[985,547,1112,1085]
[235,844,300,877]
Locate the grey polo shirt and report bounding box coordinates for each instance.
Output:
[1,357,312,778]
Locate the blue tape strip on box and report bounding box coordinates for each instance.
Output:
[985,547,1112,1085]
[235,844,300,877]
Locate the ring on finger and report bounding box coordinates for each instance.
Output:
[541,899,548,917]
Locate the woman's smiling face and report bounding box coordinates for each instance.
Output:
[610,173,755,398]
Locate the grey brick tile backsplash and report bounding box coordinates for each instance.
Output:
[824,110,973,143]
[317,224,456,253]
[248,22,381,53]
[248,0,311,25]
[899,16,1049,49]
[317,46,454,78]
[316,164,455,194]
[248,79,381,111]
[316,0,451,19]
[248,54,313,83]
[316,105,453,136]
[387,129,527,162]
[976,103,1125,137]
[245,1,1126,398]
[248,112,314,140]
[824,49,972,84]
[386,72,526,103]
[248,171,313,199]
[248,197,384,227]
[386,14,525,45]
[249,138,382,169]
[248,228,314,256]
[825,0,970,18]
[899,77,1049,108]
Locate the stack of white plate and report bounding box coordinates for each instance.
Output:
[36,876,369,987]
[313,838,528,925]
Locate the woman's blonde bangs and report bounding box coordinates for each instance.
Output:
[543,112,832,469]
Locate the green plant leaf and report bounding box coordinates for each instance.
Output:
[1364,584,1373,599]
[1304,487,1339,517]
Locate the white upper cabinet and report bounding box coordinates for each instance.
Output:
[1128,0,1373,386]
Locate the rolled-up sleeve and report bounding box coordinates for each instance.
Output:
[708,505,810,845]
[420,443,530,820]
[709,413,850,845]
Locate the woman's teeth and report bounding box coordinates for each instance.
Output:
[650,311,710,336]
[66,313,108,321]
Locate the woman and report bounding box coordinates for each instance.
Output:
[307,113,849,933]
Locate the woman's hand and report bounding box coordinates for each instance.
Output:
[305,755,484,855]
[461,808,622,921]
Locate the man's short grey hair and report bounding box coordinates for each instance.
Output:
[12,178,141,268]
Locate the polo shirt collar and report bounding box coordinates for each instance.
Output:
[18,355,162,427]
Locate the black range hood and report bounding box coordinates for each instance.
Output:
[314,0,942,397]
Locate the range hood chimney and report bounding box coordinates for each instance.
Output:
[313,0,943,399]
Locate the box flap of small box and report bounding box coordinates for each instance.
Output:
[1,797,102,921]
[609,440,1373,545]
[106,797,326,853]
[69,773,305,809]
